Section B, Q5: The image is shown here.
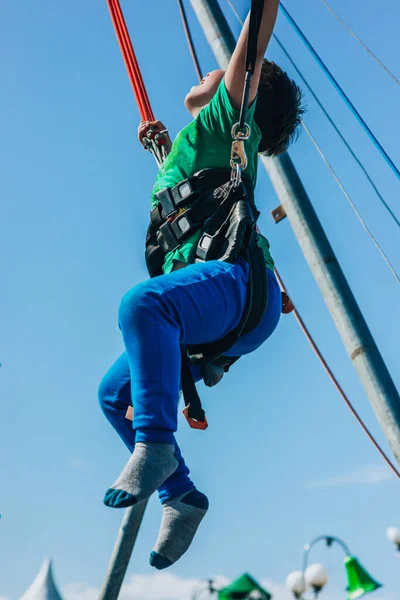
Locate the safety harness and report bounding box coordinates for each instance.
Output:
[144,0,267,430]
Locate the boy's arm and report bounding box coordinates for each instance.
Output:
[224,0,279,110]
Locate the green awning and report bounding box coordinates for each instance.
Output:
[218,573,272,600]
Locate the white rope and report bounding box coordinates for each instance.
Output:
[302,120,400,285]
[318,0,400,85]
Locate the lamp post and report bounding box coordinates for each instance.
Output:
[286,535,382,600]
[386,527,400,555]
[191,579,218,600]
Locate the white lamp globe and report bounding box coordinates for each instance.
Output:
[386,527,400,544]
[304,563,328,591]
[285,570,306,597]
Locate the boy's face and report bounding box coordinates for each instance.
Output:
[185,70,225,116]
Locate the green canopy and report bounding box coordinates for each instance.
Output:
[218,573,272,600]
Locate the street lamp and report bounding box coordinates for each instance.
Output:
[304,563,329,595]
[286,565,328,599]
[285,571,306,599]
[191,579,218,600]
[286,535,382,600]
[386,527,400,554]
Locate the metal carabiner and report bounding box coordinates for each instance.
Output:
[230,139,248,171]
[230,121,251,187]
[231,163,242,188]
[231,122,251,141]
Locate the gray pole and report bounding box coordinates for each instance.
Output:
[190,0,400,465]
[190,0,236,66]
[99,501,148,600]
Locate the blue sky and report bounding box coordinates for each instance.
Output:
[1,0,400,599]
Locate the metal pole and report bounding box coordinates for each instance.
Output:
[263,154,400,463]
[190,0,400,465]
[190,0,236,67]
[99,500,148,600]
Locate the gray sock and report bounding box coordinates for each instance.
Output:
[149,489,209,569]
[104,442,178,509]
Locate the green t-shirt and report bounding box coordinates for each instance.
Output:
[151,79,274,274]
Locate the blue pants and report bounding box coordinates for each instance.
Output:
[98,259,281,503]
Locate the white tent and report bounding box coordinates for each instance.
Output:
[20,559,63,600]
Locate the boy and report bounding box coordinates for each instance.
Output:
[99,0,303,570]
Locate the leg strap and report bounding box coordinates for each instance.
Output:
[180,350,208,430]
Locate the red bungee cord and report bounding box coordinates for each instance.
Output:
[107,0,155,122]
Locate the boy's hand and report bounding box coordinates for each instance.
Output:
[138,120,170,148]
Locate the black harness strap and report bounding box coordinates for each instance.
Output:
[247,0,265,73]
[181,183,268,430]
[145,0,268,430]
[238,0,265,131]
[146,169,239,278]
[148,174,268,431]
[180,0,267,428]
[180,349,208,430]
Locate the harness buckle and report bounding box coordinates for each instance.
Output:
[157,188,177,218]
[171,210,192,237]
[182,405,208,430]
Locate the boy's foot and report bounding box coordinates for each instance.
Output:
[104,442,178,508]
[149,489,209,569]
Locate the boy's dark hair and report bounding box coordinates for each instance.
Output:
[254,59,304,156]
